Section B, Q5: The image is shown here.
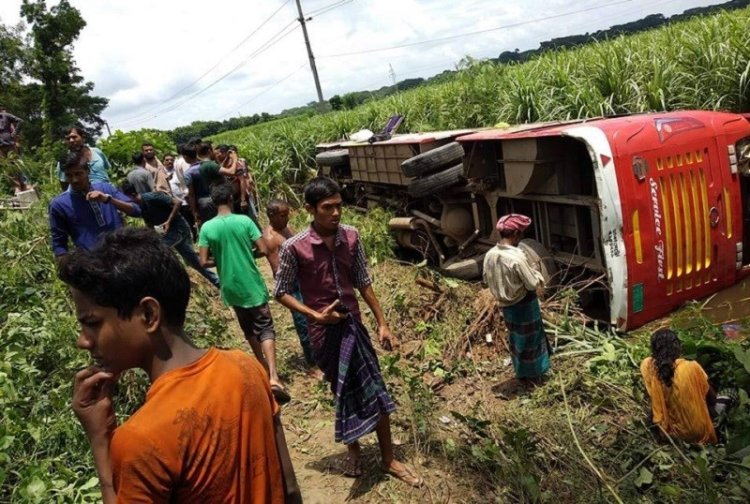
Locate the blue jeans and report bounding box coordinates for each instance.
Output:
[291,285,314,365]
[164,220,220,288]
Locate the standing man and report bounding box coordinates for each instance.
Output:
[483,213,551,382]
[263,199,321,378]
[125,152,153,195]
[198,183,290,404]
[55,126,112,191]
[273,176,423,486]
[0,106,22,157]
[165,151,196,241]
[61,227,292,502]
[141,142,171,194]
[49,152,140,260]
[121,180,219,288]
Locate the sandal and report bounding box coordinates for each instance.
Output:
[270,384,291,405]
[385,463,424,488]
[337,456,362,478]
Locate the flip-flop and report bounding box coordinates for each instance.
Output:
[270,384,291,405]
[337,456,362,478]
[385,464,424,488]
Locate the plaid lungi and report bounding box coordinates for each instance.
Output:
[316,316,396,445]
[502,292,551,379]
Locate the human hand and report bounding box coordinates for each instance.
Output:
[160,221,171,234]
[72,367,117,441]
[240,200,248,209]
[86,191,108,203]
[313,300,345,325]
[536,286,545,299]
[378,324,398,351]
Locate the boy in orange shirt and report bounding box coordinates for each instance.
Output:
[61,227,297,502]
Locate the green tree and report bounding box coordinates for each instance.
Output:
[20,0,107,150]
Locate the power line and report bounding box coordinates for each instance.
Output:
[113,0,292,125]
[113,21,300,127]
[218,63,307,119]
[320,0,634,58]
[307,0,353,18]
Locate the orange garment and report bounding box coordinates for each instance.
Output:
[640,357,717,444]
[110,348,284,503]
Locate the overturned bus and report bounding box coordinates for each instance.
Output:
[315,111,750,330]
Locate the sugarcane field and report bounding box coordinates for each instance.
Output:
[2,1,750,502]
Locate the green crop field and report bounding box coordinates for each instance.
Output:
[212,6,750,197]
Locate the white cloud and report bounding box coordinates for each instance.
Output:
[0,0,727,132]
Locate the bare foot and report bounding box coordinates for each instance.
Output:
[384,460,423,487]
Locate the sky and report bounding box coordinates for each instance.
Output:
[0,0,724,132]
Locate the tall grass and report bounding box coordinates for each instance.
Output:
[212,7,750,196]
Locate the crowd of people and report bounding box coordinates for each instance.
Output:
[49,128,423,501]
[45,124,729,501]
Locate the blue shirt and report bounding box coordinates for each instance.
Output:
[55,146,112,184]
[48,182,140,256]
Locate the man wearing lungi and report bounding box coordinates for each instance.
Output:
[483,214,551,381]
[273,176,423,487]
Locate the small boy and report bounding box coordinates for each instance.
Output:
[263,199,321,378]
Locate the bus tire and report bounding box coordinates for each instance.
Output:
[408,164,465,198]
[315,149,349,166]
[401,142,464,177]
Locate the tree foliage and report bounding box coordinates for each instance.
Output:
[0,0,107,155]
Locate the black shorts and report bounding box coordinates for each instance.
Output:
[233,303,276,342]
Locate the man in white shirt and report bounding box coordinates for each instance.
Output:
[483,214,551,381]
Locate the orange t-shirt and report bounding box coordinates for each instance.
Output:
[640,357,717,444]
[110,348,284,503]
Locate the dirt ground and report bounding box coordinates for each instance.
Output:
[212,258,505,503]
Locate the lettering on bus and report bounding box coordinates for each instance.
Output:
[649,177,665,281]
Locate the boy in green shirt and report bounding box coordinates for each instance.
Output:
[199,183,289,403]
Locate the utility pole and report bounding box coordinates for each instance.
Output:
[295,0,324,104]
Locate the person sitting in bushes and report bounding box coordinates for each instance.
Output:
[641,328,717,444]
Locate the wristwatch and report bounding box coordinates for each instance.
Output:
[105,194,112,203]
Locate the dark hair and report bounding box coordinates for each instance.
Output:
[266,198,289,216]
[499,228,520,239]
[229,145,239,153]
[186,137,202,146]
[131,152,144,165]
[197,143,213,157]
[182,145,197,159]
[58,227,191,328]
[141,142,154,149]
[63,125,86,138]
[60,151,86,172]
[121,180,136,196]
[304,176,340,208]
[650,329,682,387]
[210,183,234,206]
[163,152,175,159]
[215,144,229,153]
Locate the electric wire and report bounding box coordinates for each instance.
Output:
[112,0,291,124]
[320,0,634,58]
[218,63,307,119]
[114,21,300,127]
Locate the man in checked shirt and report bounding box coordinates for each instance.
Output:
[273,176,423,487]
